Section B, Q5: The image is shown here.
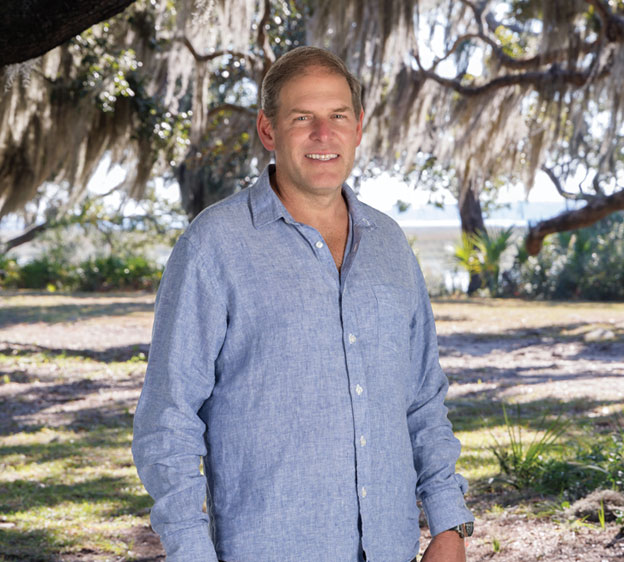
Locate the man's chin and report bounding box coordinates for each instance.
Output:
[304,171,349,191]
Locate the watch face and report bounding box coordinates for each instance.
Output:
[463,521,474,537]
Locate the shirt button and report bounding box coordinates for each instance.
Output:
[360,435,366,447]
[315,241,324,249]
[355,384,363,395]
[361,486,367,498]
[348,333,357,344]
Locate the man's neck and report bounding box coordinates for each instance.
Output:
[269,170,348,230]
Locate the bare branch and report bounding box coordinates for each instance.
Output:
[541,165,593,201]
[430,33,482,71]
[2,222,49,253]
[525,187,624,255]
[458,0,485,34]
[205,103,256,121]
[178,36,257,66]
[454,5,599,71]
[485,12,532,36]
[416,56,592,97]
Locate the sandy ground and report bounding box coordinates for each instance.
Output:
[1,292,623,561]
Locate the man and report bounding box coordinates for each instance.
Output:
[132,46,473,562]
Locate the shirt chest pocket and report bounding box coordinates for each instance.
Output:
[373,284,414,354]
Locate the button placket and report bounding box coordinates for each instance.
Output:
[341,286,372,535]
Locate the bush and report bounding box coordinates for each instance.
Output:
[492,406,624,501]
[515,212,624,300]
[454,227,514,296]
[0,255,21,288]
[18,256,78,291]
[0,253,162,292]
[76,255,162,291]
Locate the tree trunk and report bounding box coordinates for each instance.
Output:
[526,188,624,255]
[176,153,239,220]
[0,0,135,67]
[459,182,486,295]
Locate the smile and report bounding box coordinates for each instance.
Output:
[305,153,339,161]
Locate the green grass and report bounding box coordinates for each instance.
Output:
[0,425,152,560]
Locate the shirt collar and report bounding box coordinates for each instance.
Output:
[250,164,377,230]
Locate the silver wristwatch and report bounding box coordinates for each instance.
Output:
[449,521,474,538]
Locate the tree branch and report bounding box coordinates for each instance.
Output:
[256,0,276,67]
[416,54,592,97]
[430,33,482,71]
[451,3,599,71]
[0,0,135,67]
[525,187,624,255]
[2,222,49,253]
[178,36,257,66]
[585,0,624,42]
[205,103,256,121]
[541,165,594,201]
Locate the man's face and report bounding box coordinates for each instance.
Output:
[257,67,363,198]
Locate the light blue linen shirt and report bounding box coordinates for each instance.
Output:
[132,165,473,562]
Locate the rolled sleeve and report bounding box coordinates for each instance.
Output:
[406,256,473,535]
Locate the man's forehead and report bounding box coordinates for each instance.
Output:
[278,68,353,107]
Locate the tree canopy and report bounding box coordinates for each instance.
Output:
[1,0,624,256]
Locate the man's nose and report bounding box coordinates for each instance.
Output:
[310,118,331,141]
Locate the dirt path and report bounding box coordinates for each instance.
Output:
[1,292,623,561]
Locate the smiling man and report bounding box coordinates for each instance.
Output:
[132,47,473,562]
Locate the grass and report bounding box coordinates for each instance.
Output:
[0,425,152,560]
[0,293,623,559]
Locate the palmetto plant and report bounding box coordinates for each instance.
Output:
[490,404,568,490]
[454,227,514,296]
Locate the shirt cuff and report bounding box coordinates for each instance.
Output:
[160,524,219,562]
[421,487,474,537]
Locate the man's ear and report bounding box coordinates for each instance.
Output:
[355,109,364,147]
[257,110,276,151]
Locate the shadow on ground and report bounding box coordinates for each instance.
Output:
[0,342,150,363]
[0,295,154,329]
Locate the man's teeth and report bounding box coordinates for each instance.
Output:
[306,154,338,161]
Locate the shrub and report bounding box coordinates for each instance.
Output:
[515,212,624,300]
[0,253,162,292]
[0,255,21,288]
[490,405,567,490]
[454,227,514,296]
[492,405,624,501]
[18,256,78,291]
[76,255,162,291]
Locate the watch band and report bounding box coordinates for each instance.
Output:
[449,521,474,538]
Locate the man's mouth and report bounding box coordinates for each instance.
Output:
[305,153,339,161]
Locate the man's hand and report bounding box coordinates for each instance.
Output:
[421,529,466,562]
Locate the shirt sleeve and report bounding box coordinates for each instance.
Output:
[406,252,474,537]
[132,235,227,561]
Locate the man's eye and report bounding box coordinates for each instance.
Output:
[295,116,308,121]
[333,114,347,119]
